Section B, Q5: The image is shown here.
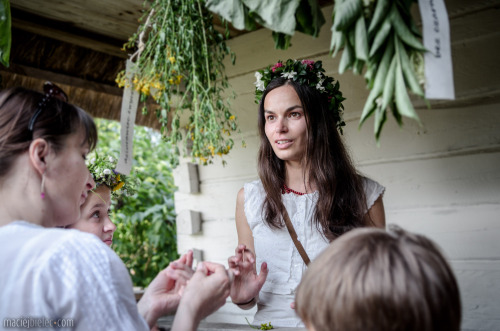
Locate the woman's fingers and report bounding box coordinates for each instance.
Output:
[166,267,193,283]
[243,249,255,264]
[176,250,194,268]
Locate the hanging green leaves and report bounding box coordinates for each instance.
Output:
[206,0,325,50]
[0,0,11,67]
[331,0,427,140]
[117,0,238,166]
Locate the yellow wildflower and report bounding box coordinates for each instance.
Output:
[153,81,162,90]
[168,78,174,85]
[229,115,235,121]
[208,145,215,156]
[141,84,150,95]
[113,182,125,191]
[153,91,162,101]
[169,57,176,64]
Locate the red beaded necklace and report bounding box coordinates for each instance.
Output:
[282,183,306,196]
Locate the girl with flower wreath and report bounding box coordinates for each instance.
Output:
[67,153,138,247]
[68,154,196,331]
[228,59,386,327]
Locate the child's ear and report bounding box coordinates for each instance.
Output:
[29,138,50,175]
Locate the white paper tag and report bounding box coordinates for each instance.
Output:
[419,0,455,100]
[115,60,139,175]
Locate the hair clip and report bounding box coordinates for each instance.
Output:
[28,82,68,131]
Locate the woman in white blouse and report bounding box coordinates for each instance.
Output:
[0,85,230,331]
[228,60,386,327]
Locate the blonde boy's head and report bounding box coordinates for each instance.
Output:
[295,226,461,331]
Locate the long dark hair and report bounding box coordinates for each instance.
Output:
[257,78,369,241]
[0,87,97,177]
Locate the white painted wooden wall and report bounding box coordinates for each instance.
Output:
[173,1,500,329]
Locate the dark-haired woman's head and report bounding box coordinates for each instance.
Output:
[256,72,366,239]
[0,87,97,176]
[258,77,343,171]
[0,86,98,227]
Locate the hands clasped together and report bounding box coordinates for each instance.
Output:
[138,244,268,330]
[138,250,232,330]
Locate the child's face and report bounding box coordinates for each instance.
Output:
[69,185,116,246]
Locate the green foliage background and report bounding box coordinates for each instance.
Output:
[95,118,178,287]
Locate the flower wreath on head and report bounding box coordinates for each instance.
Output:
[87,152,139,197]
[254,59,346,132]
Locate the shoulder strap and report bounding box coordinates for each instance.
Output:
[282,208,311,266]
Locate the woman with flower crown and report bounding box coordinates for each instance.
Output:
[227,59,386,327]
[0,85,230,331]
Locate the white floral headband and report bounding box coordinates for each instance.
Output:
[254,59,346,131]
[87,153,138,197]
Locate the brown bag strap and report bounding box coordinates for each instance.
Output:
[282,208,311,266]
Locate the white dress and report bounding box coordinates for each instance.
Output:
[244,177,385,327]
[0,221,149,331]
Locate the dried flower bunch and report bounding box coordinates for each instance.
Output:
[117,0,239,166]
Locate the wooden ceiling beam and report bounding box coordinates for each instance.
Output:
[1,63,123,96]
[11,8,127,58]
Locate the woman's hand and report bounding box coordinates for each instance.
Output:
[137,250,195,328]
[172,261,231,331]
[228,244,268,307]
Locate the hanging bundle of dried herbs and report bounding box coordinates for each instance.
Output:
[117,0,238,166]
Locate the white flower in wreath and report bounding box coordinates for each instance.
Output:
[316,80,325,91]
[108,156,114,163]
[281,71,297,79]
[254,72,265,91]
[103,169,112,175]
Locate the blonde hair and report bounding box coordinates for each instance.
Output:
[295,225,461,331]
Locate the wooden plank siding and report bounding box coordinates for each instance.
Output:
[173,1,500,328]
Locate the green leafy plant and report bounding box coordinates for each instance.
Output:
[206,0,325,50]
[0,0,11,67]
[117,0,238,166]
[330,0,426,140]
[245,317,273,330]
[94,118,178,287]
[206,0,428,141]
